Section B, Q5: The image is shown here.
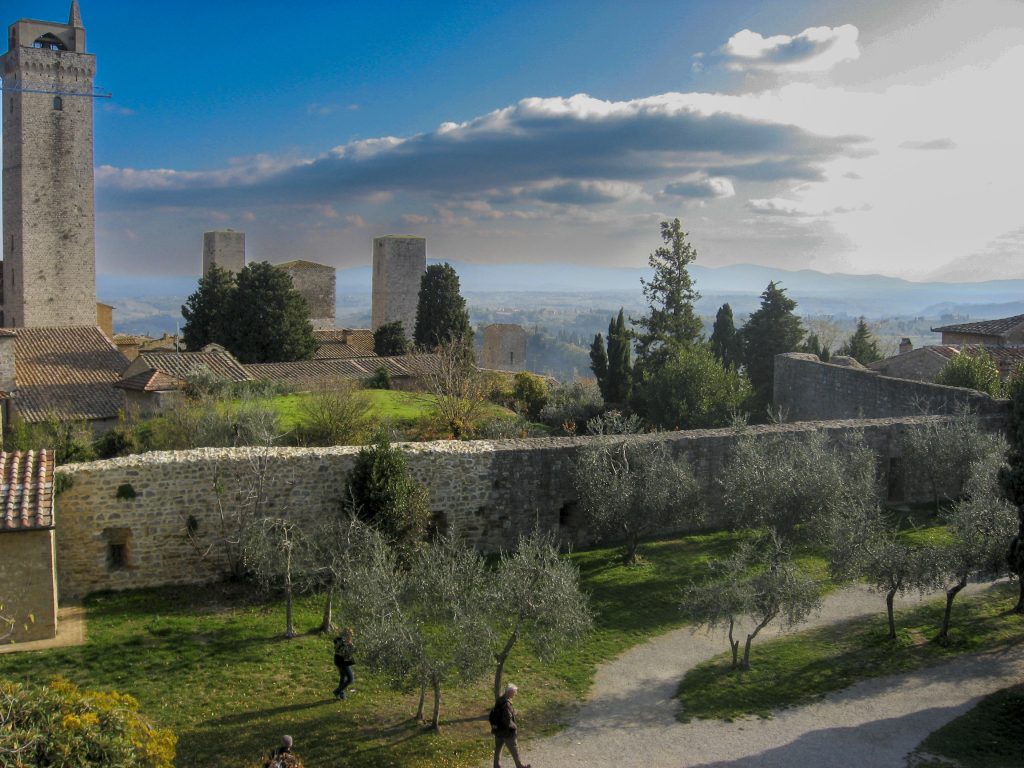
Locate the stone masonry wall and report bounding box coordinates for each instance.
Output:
[281,263,336,330]
[371,236,426,339]
[54,416,981,600]
[774,353,1010,422]
[0,529,57,643]
[2,45,97,328]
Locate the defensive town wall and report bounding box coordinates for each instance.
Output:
[54,415,984,600]
[774,353,1010,422]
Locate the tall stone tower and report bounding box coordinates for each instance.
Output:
[203,230,245,275]
[1,1,97,328]
[371,235,425,340]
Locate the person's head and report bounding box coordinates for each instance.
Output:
[504,683,518,699]
[281,735,293,751]
[342,627,354,641]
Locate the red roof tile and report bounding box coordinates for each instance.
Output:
[0,450,54,532]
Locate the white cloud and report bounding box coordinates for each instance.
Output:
[663,175,735,199]
[722,25,860,73]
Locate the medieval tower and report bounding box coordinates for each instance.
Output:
[371,235,425,340]
[1,1,97,328]
[203,230,245,275]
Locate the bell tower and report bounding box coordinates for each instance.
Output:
[1,1,97,327]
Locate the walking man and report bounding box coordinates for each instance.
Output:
[491,682,531,768]
[333,627,355,700]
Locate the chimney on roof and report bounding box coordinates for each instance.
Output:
[899,338,913,355]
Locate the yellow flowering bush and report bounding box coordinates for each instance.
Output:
[0,677,176,767]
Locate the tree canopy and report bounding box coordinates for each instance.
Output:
[643,343,750,430]
[605,309,632,405]
[373,320,410,356]
[633,219,703,375]
[837,317,882,365]
[935,349,1003,396]
[741,282,803,416]
[181,265,235,352]
[413,263,472,352]
[709,303,742,370]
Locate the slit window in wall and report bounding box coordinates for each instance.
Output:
[887,457,905,502]
[510,351,515,365]
[104,527,132,571]
[53,96,63,111]
[427,511,449,541]
[559,501,579,528]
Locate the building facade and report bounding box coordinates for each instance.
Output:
[1,1,97,328]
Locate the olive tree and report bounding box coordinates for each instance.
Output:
[824,504,935,639]
[933,453,1017,641]
[490,531,593,699]
[242,516,312,638]
[682,533,821,670]
[721,428,877,542]
[573,437,699,564]
[900,412,1006,512]
[343,530,492,730]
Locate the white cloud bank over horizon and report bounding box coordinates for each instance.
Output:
[92,5,1024,283]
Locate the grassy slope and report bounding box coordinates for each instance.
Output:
[270,390,516,434]
[0,532,753,768]
[678,581,1024,722]
[909,682,1024,768]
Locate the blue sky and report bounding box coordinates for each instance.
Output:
[6,1,1024,282]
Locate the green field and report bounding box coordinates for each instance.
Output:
[0,531,755,768]
[677,581,1024,722]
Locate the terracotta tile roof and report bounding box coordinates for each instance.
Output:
[135,348,251,383]
[244,354,441,389]
[0,450,55,532]
[276,259,335,271]
[12,327,129,423]
[932,315,1024,337]
[0,329,17,338]
[312,329,376,359]
[113,369,186,392]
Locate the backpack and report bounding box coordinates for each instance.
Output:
[488,700,503,731]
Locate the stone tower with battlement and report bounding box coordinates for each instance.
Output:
[203,230,245,275]
[372,235,425,340]
[1,1,97,328]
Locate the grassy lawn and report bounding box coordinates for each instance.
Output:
[0,530,759,768]
[268,389,518,438]
[677,580,1024,722]
[908,683,1024,768]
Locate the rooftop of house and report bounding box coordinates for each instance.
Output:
[275,259,335,271]
[312,328,376,359]
[0,449,55,533]
[129,346,251,383]
[113,369,186,393]
[10,326,129,422]
[931,315,1024,337]
[244,353,440,389]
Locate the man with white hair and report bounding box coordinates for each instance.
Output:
[490,682,531,768]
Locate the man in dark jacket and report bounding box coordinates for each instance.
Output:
[492,683,531,768]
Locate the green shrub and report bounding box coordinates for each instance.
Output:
[0,677,176,767]
[94,424,142,459]
[291,385,370,446]
[344,434,430,561]
[365,366,392,390]
[936,349,1004,397]
[6,415,96,464]
[537,381,604,434]
[512,371,549,418]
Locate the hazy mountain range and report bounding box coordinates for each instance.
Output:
[99,262,1024,337]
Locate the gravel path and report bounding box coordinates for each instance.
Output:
[508,582,1024,768]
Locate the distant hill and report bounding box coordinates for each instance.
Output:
[97,262,1024,335]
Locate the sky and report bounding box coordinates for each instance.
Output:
[4,0,1024,282]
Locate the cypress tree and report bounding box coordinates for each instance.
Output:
[413,263,473,353]
[710,303,741,369]
[590,332,609,399]
[606,309,632,404]
[741,282,803,417]
[181,265,235,351]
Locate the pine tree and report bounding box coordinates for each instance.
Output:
[181,265,235,351]
[374,320,410,356]
[605,309,632,404]
[838,317,881,365]
[741,282,803,416]
[589,332,609,399]
[414,263,473,353]
[224,262,317,364]
[709,303,742,369]
[633,219,703,373]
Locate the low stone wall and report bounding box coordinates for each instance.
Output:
[774,353,1010,422]
[54,416,974,600]
[0,529,57,643]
